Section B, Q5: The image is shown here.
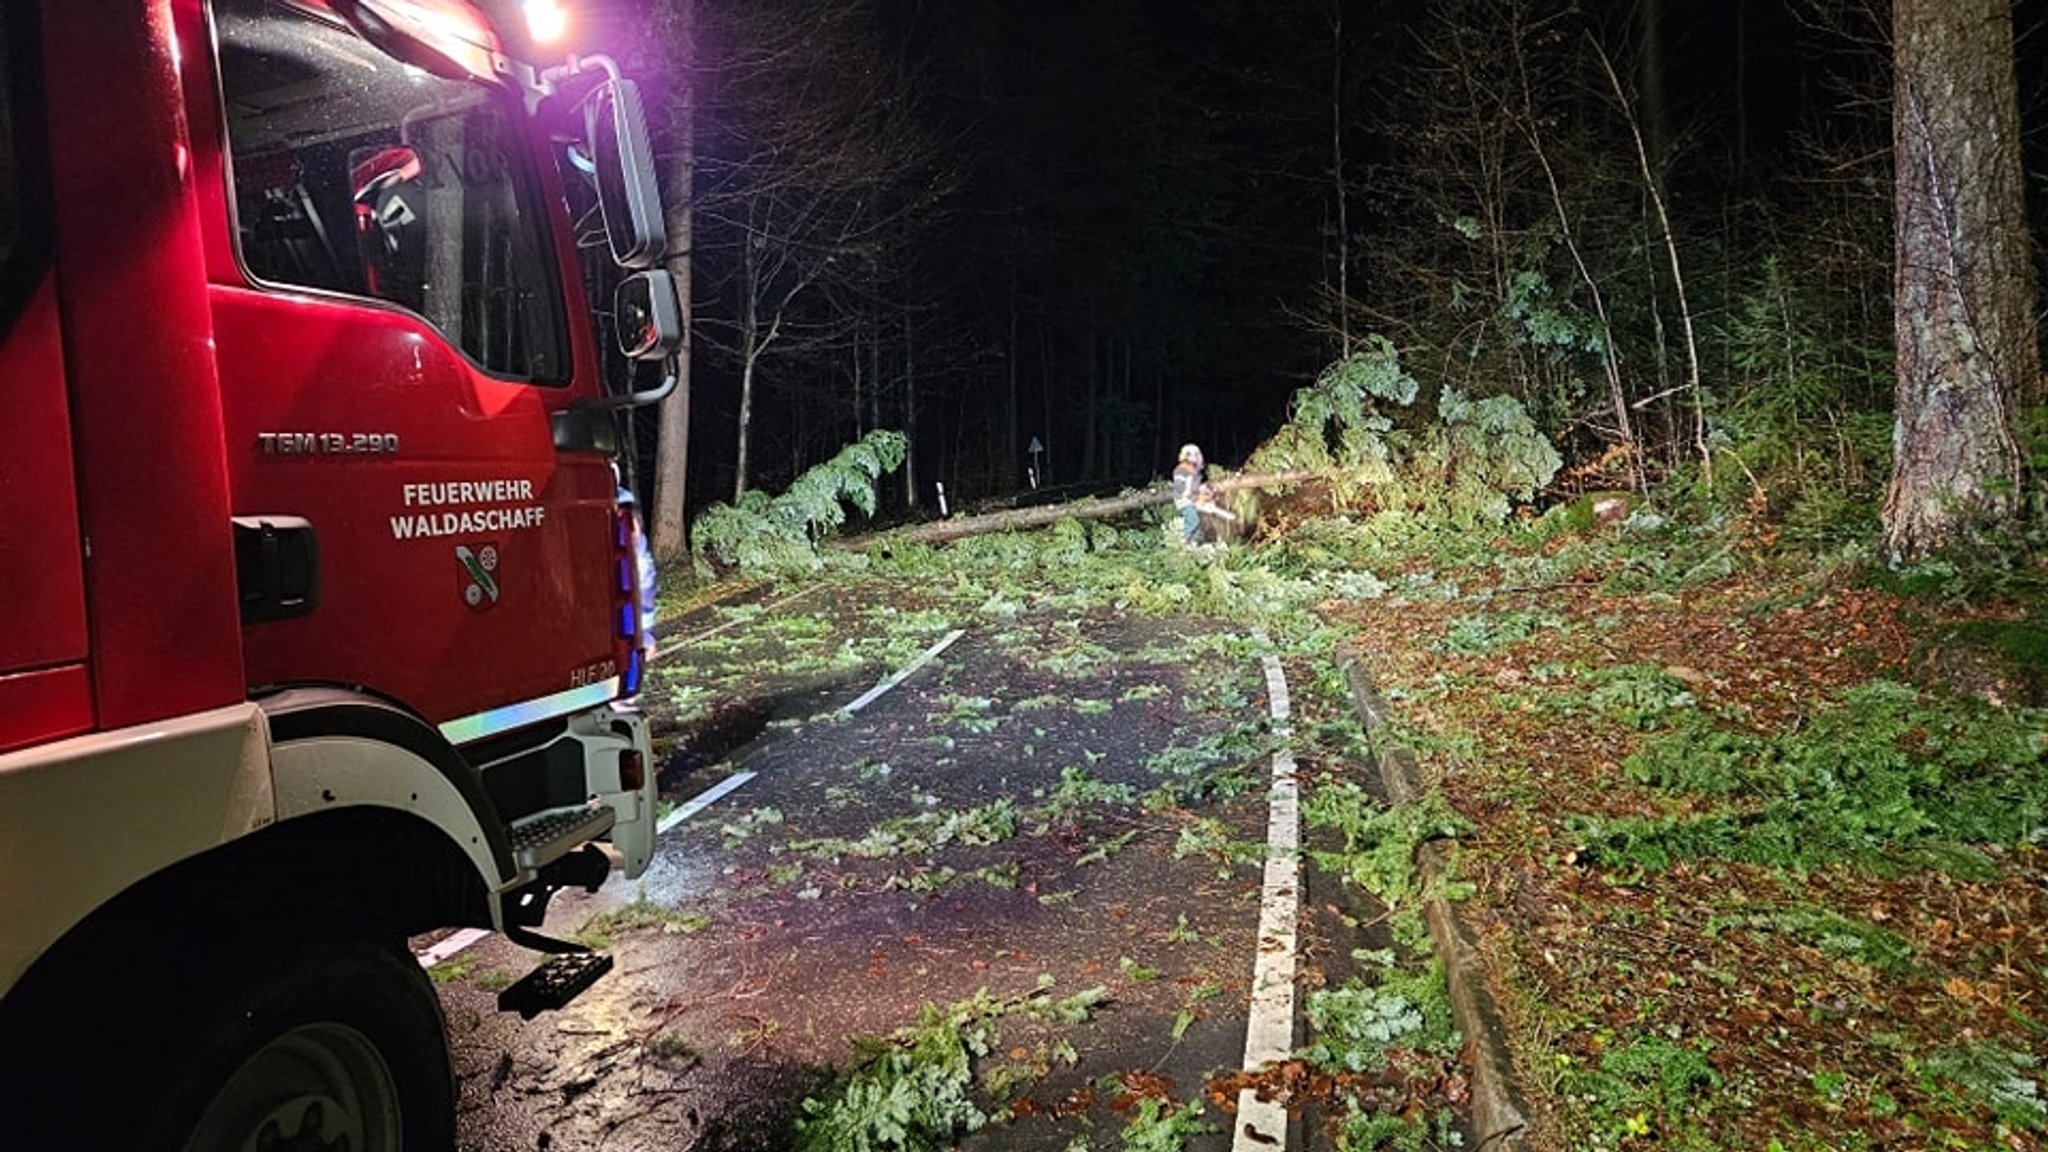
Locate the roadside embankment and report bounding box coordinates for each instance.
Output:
[1337,640,1530,1152]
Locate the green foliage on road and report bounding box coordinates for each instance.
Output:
[795,994,998,1152]
[1305,781,1470,944]
[795,984,1112,1152]
[644,357,2048,1151]
[569,886,710,948]
[693,429,908,574]
[1116,1095,1216,1150]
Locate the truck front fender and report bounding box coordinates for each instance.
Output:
[0,703,272,996]
[263,688,517,901]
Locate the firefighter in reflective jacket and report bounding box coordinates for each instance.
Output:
[618,484,658,660]
[1170,444,1205,545]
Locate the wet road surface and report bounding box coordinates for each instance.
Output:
[428,588,1395,1151]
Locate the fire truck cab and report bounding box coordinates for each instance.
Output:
[0,0,680,1146]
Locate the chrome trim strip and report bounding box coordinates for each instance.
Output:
[436,678,619,744]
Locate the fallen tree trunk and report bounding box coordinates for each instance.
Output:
[841,470,1318,548]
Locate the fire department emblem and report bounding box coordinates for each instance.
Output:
[456,543,501,611]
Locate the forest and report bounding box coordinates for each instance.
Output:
[532,2,2048,1148]
[553,0,2048,567]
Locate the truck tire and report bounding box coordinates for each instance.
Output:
[139,933,456,1152]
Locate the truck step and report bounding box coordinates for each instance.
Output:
[497,952,615,1019]
[507,804,617,871]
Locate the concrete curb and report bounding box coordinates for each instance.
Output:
[1335,641,1530,1152]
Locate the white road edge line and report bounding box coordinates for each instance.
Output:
[415,769,765,971]
[657,769,759,836]
[415,926,492,968]
[651,584,826,665]
[1235,635,1300,1151]
[417,630,964,970]
[841,628,967,715]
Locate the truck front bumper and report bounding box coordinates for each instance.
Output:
[576,702,656,879]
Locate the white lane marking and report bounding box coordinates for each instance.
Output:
[651,584,825,665]
[413,769,764,971]
[657,769,759,835]
[414,927,492,969]
[417,630,959,972]
[841,629,966,715]
[1235,636,1299,1151]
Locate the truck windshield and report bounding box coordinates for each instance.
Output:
[213,0,568,384]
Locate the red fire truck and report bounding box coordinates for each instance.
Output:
[0,0,682,1145]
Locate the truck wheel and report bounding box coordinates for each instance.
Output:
[138,934,455,1152]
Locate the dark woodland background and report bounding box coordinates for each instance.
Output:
[548,0,2048,541]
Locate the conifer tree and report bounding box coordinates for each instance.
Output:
[1882,0,2038,559]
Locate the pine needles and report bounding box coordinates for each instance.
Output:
[1247,338,1562,528]
[693,429,908,574]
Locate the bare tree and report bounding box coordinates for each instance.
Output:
[1329,0,1352,358]
[648,0,696,560]
[690,0,952,501]
[1360,0,1607,436]
[1596,39,1707,480]
[1512,15,1642,487]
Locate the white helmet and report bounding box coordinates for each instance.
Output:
[1179,443,1203,464]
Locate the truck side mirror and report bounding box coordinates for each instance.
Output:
[585,80,666,270]
[614,270,681,361]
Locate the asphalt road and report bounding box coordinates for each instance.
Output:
[426,587,1387,1151]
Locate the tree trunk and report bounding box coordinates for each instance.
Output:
[1082,324,1100,480]
[842,470,1316,548]
[732,201,784,504]
[1006,273,1019,490]
[1635,0,1668,175]
[1732,0,1748,180]
[903,308,919,508]
[734,270,759,502]
[851,320,865,438]
[1330,0,1351,357]
[1883,0,2037,560]
[652,5,695,560]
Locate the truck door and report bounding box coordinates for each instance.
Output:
[201,0,621,735]
[0,13,90,754]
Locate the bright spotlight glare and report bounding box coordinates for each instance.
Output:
[524,0,569,44]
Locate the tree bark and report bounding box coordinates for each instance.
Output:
[1331,0,1351,357]
[1883,0,2037,560]
[903,308,920,507]
[734,230,760,502]
[1006,271,1019,490]
[651,0,695,561]
[1598,41,1707,480]
[842,471,1316,548]
[1635,0,1668,175]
